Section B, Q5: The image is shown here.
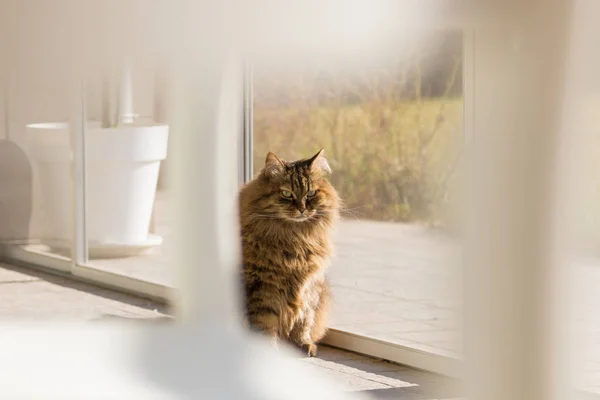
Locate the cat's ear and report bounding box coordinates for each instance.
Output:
[308,149,332,174]
[264,151,285,176]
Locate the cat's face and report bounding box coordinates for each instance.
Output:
[254,149,339,223]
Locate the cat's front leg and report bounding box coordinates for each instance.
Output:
[300,342,318,357]
[301,308,318,357]
[290,308,318,357]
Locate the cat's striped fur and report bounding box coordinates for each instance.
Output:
[239,149,340,356]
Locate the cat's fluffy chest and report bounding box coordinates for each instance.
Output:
[252,227,329,271]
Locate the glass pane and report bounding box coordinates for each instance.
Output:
[0,5,78,263]
[251,29,463,356]
[79,4,175,286]
[82,62,174,286]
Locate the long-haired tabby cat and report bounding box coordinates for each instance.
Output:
[239,149,340,357]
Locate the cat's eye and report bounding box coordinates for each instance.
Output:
[281,190,293,198]
[307,190,317,197]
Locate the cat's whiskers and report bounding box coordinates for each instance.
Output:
[317,205,364,219]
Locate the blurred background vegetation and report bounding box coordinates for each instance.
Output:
[253,30,463,225]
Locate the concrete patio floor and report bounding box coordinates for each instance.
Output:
[0,262,166,320]
[0,261,462,398]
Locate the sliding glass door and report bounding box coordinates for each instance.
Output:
[249,29,465,369]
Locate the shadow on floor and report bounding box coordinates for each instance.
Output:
[359,386,463,399]
[0,262,171,314]
[317,345,463,399]
[91,314,174,323]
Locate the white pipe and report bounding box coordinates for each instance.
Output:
[100,73,111,128]
[119,61,135,124]
[2,77,8,141]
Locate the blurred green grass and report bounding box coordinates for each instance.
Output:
[253,97,463,224]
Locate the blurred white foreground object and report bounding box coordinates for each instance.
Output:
[463,2,574,400]
[0,324,364,399]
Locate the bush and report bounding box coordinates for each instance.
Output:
[253,98,463,223]
[253,31,463,224]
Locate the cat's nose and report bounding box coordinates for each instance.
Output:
[298,207,306,214]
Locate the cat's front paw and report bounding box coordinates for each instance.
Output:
[301,343,318,357]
